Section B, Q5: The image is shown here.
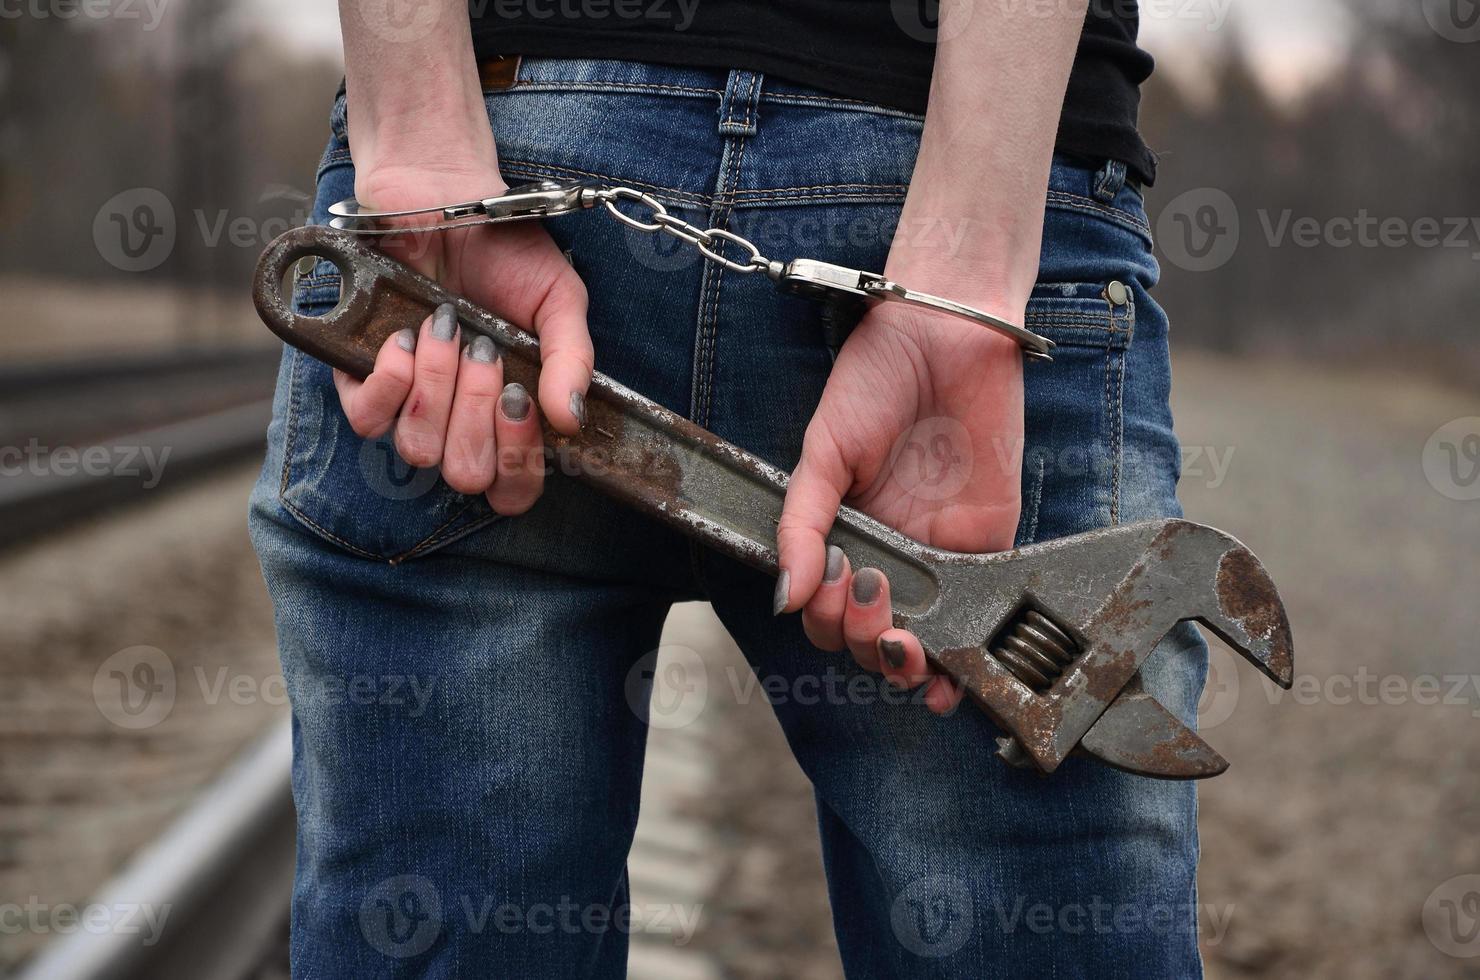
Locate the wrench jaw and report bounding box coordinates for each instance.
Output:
[1200,543,1295,691]
[921,520,1294,780]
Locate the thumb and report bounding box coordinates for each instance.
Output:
[776,427,851,614]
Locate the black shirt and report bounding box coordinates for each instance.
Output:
[469,0,1157,185]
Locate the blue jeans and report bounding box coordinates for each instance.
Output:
[249,58,1207,979]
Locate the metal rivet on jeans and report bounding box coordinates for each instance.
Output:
[1106,280,1129,307]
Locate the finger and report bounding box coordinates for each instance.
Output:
[334,329,417,438]
[842,567,892,672]
[801,545,850,652]
[925,676,966,716]
[486,382,546,516]
[875,628,931,690]
[530,267,593,437]
[441,335,504,494]
[468,235,591,437]
[394,303,460,469]
[776,426,850,615]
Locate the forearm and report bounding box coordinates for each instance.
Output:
[889,0,1088,317]
[338,0,498,184]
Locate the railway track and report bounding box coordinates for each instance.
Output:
[0,348,279,547]
[4,348,730,978]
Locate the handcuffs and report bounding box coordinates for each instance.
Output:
[327,179,1055,361]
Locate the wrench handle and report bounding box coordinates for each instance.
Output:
[253,228,943,614]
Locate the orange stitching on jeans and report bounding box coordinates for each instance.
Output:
[1045,190,1151,234]
[761,91,925,119]
[503,80,724,97]
[499,160,707,207]
[734,181,909,195]
[392,503,498,564]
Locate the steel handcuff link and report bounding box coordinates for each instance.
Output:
[327,179,1056,361]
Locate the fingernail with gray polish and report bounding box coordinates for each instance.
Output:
[569,391,587,428]
[851,568,883,605]
[469,335,497,363]
[500,383,531,421]
[773,570,790,616]
[880,638,907,669]
[823,545,845,584]
[431,303,458,342]
[396,328,417,352]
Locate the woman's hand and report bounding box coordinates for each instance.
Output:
[776,303,1025,714]
[331,163,592,515]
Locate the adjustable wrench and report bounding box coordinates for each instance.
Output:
[253,227,1294,779]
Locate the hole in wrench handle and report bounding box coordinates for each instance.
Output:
[252,227,943,612]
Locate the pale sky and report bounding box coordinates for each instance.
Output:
[242,0,1353,101]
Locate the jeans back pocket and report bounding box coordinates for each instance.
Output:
[277,268,500,564]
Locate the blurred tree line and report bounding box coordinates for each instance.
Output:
[0,1,1474,378]
[1142,3,1479,379]
[0,2,338,291]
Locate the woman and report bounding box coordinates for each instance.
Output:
[249,0,1209,975]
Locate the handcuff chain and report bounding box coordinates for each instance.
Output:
[595,187,772,276]
[326,179,1055,360]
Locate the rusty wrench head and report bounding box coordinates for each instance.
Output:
[902,519,1293,778]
